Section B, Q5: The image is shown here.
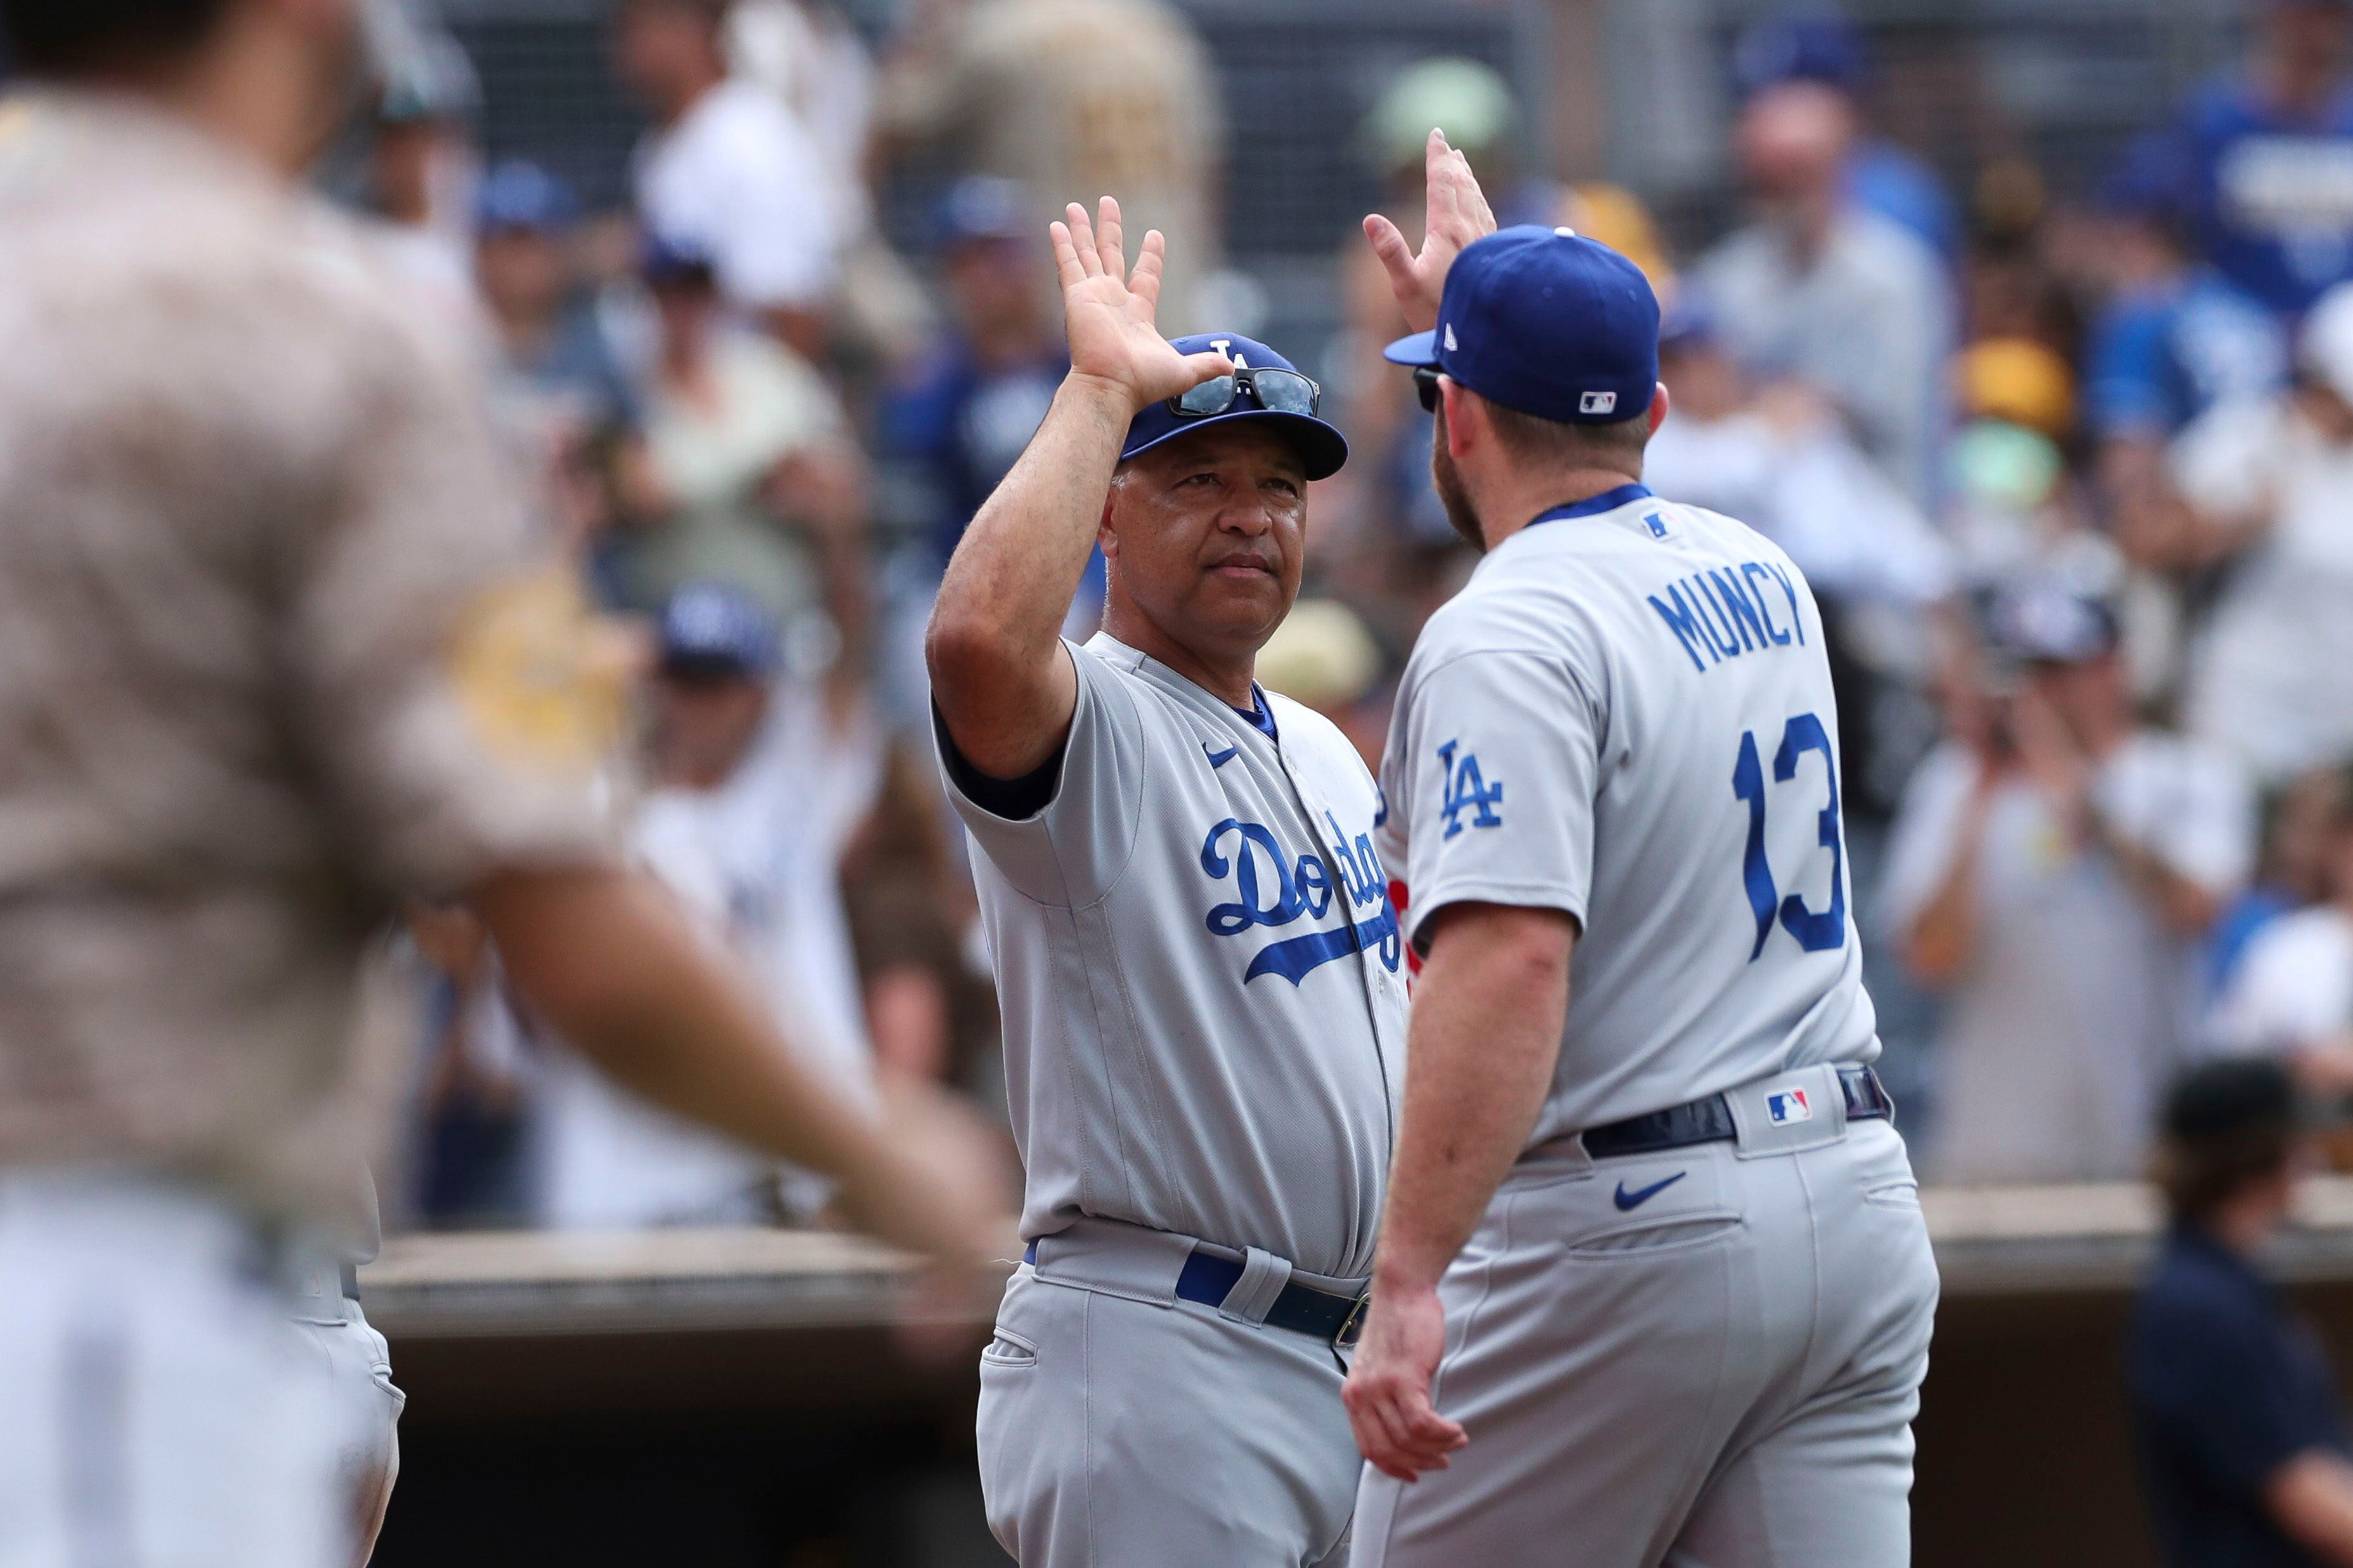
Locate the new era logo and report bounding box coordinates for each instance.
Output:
[1580,390,1619,415]
[1444,323,1459,352]
[1765,1089,1812,1125]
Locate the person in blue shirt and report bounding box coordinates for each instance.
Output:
[2157,0,2353,320]
[2084,137,2290,444]
[880,176,1072,573]
[2129,1058,2353,1567]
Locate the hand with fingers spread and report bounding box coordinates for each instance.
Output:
[1362,128,1500,335]
[1343,1275,1470,1482]
[1052,196,1234,413]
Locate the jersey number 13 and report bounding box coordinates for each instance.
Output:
[1730,712,1845,962]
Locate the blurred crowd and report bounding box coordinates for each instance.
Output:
[357,0,2353,1231]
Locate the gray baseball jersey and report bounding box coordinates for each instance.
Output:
[1359,486,1935,1568]
[1380,486,1879,1142]
[939,631,1406,1280]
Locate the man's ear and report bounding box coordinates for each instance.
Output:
[1437,376,1477,460]
[1098,490,1119,556]
[1646,382,1671,438]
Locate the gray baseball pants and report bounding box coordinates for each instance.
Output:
[1353,1064,1939,1568]
[977,1219,1364,1567]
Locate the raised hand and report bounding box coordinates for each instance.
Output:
[1051,197,1232,413]
[1363,129,1500,334]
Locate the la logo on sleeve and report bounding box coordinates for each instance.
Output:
[1437,741,1504,840]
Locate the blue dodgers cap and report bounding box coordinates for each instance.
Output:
[641,231,718,288]
[934,175,1035,250]
[1985,576,2118,666]
[1120,333,1350,481]
[1732,11,1868,97]
[476,160,578,235]
[657,583,779,678]
[1384,225,1660,426]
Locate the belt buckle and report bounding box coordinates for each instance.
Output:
[1334,1290,1371,1350]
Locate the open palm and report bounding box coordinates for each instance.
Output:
[1363,129,1499,335]
[1052,197,1232,412]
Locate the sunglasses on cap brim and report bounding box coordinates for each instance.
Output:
[1167,366,1322,419]
[1412,365,1445,413]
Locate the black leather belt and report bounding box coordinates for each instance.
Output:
[1022,1240,1370,1348]
[1580,1066,1893,1160]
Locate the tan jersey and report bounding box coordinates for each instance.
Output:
[0,92,613,1222]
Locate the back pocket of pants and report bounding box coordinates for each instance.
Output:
[1565,1212,1744,1259]
[981,1326,1039,1370]
[1863,1179,1922,1212]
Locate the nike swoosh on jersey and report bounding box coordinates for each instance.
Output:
[1204,742,1239,768]
[1613,1172,1686,1212]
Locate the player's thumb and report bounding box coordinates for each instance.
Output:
[1364,213,1413,282]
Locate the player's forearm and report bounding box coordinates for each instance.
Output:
[924,375,1131,769]
[1372,904,1574,1293]
[476,864,986,1264]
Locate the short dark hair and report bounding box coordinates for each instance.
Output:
[2153,1059,2300,1226]
[1,0,232,74]
[1480,395,1650,475]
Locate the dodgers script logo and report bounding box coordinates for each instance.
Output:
[1199,812,1403,984]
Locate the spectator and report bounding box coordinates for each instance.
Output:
[1695,79,1953,505]
[616,0,843,359]
[880,178,1069,574]
[1884,580,2254,1183]
[537,585,885,1227]
[473,160,640,566]
[401,902,542,1229]
[610,236,857,623]
[2214,766,2353,1096]
[727,0,938,371]
[1647,299,1956,614]
[1731,8,1962,265]
[2212,767,2350,1000]
[362,25,484,330]
[2083,140,2290,450]
[875,0,1222,334]
[2128,1058,2353,1567]
[2171,282,2353,784]
[875,177,1074,726]
[2156,0,2353,320]
[1944,337,2108,588]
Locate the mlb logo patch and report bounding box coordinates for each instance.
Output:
[1580,390,1619,415]
[1764,1089,1812,1125]
[1644,510,1669,539]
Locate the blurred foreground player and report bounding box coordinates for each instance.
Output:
[1345,136,1938,1565]
[927,199,1405,1565]
[0,4,993,1565]
[2130,1059,2353,1568]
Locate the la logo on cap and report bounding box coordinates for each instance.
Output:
[1580,390,1618,415]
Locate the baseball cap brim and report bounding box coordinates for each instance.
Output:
[1121,408,1350,483]
[1383,330,1442,369]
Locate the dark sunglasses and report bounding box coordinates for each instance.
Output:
[1168,366,1321,419]
[1412,365,1444,413]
